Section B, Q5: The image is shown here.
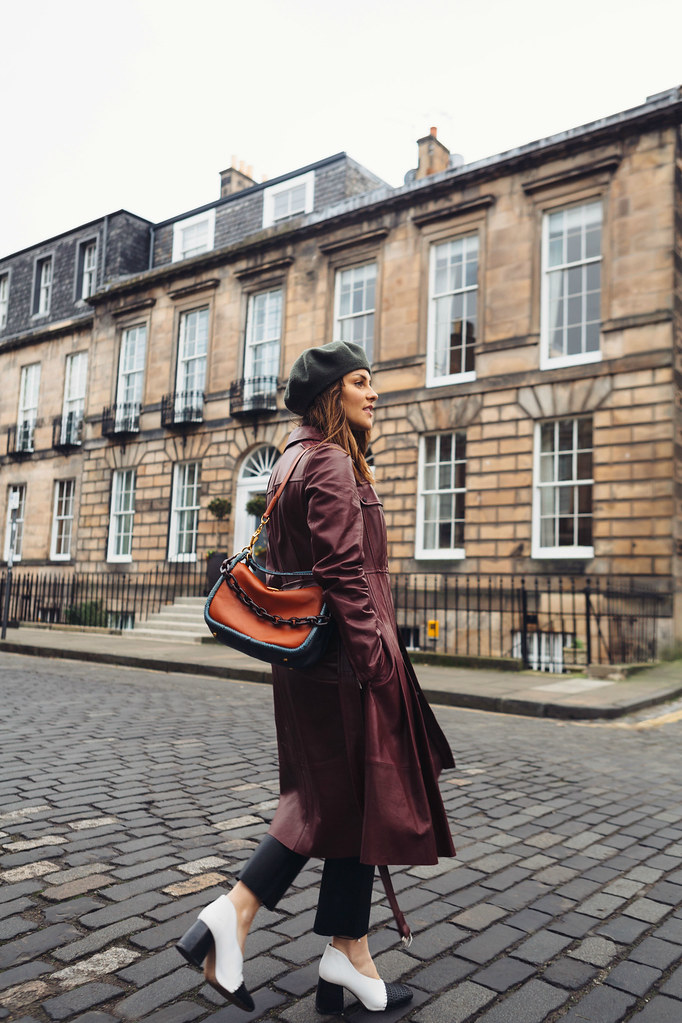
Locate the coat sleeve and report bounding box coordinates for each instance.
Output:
[304,446,393,687]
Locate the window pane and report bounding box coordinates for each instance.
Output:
[577,418,592,450]
[541,516,555,547]
[541,487,555,517]
[558,516,574,546]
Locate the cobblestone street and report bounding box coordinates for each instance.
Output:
[1,652,682,1023]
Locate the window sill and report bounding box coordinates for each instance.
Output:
[532,547,594,560]
[107,555,133,564]
[426,371,476,388]
[540,350,601,371]
[168,554,197,563]
[415,548,466,561]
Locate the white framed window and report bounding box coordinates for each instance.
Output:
[176,307,209,403]
[533,417,594,559]
[334,262,377,360]
[416,432,466,559]
[33,256,53,316]
[108,469,136,562]
[244,289,282,399]
[61,351,87,445]
[77,240,97,300]
[17,363,41,452]
[4,484,26,562]
[262,171,314,228]
[427,235,478,386]
[115,324,147,428]
[541,200,602,369]
[50,479,75,560]
[169,462,200,562]
[172,209,216,262]
[0,273,8,329]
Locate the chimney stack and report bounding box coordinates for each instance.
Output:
[416,127,450,180]
[219,161,257,198]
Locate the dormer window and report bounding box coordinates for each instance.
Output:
[262,171,314,228]
[172,209,216,262]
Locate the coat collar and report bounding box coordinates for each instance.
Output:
[284,425,324,449]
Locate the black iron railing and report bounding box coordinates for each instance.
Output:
[0,568,672,670]
[229,376,278,416]
[52,412,83,450]
[391,574,672,670]
[7,421,35,457]
[161,390,204,428]
[101,403,141,437]
[0,562,206,632]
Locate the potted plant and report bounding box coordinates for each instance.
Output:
[206,497,232,590]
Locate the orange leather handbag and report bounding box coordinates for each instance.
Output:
[205,446,332,668]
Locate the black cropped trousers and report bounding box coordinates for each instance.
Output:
[239,834,375,939]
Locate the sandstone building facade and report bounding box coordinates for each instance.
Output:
[1,90,681,645]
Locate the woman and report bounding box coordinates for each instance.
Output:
[177,341,455,1014]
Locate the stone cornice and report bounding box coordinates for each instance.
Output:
[411,195,495,227]
[521,155,622,195]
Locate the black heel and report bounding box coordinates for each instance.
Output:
[176,920,213,968]
[316,977,344,1014]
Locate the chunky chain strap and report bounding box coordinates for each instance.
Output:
[223,558,331,628]
[219,443,331,629]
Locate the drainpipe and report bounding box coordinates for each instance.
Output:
[100,214,109,285]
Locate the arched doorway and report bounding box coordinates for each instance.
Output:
[233,445,279,554]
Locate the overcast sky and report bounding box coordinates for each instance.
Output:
[2,0,680,258]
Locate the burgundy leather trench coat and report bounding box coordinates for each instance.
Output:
[265,426,456,867]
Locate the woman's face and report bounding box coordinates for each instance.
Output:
[340,369,378,430]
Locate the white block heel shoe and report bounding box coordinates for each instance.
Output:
[316,943,413,1014]
[176,895,253,1012]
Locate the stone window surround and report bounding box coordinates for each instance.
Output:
[107,468,136,563]
[416,203,490,391]
[427,233,479,388]
[539,199,603,371]
[107,304,155,427]
[415,429,467,561]
[175,305,210,400]
[168,460,200,563]
[114,321,149,414]
[243,287,283,385]
[523,155,620,373]
[50,478,76,561]
[531,415,594,560]
[332,262,378,361]
[235,261,292,383]
[322,229,388,363]
[3,483,26,562]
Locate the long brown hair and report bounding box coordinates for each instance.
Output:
[302,378,374,484]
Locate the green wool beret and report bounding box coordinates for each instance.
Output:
[284,341,371,415]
